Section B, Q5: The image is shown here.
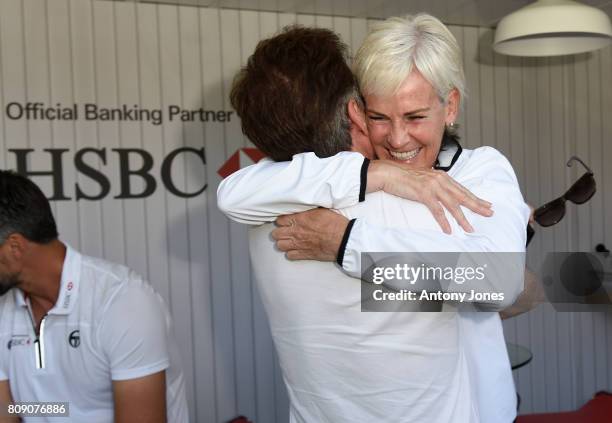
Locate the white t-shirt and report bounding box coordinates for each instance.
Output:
[0,245,188,423]
[218,145,530,422]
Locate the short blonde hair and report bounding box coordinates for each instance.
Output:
[353,13,466,104]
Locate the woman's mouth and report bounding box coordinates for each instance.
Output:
[389,147,421,161]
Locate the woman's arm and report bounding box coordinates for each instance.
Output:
[217,151,492,232]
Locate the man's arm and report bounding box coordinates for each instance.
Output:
[0,381,19,423]
[100,284,174,422]
[499,268,544,319]
[499,208,542,318]
[113,371,166,423]
[274,207,535,314]
[217,151,492,233]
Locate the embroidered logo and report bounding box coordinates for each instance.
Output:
[7,335,31,350]
[68,330,80,348]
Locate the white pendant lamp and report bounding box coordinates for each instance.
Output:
[494,0,612,56]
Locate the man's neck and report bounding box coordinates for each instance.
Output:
[20,240,67,315]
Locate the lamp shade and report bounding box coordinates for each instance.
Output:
[494,0,612,56]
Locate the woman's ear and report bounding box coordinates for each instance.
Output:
[445,88,460,124]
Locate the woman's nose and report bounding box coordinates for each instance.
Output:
[388,124,410,149]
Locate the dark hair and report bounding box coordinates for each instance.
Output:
[0,170,58,244]
[230,26,356,161]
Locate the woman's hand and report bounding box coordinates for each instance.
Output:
[367,160,493,234]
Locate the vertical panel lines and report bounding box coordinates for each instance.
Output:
[0,3,5,168]
[133,0,151,284]
[198,8,219,422]
[4,2,612,419]
[67,0,84,253]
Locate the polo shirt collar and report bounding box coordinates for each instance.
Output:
[14,287,26,308]
[13,244,81,315]
[434,133,462,172]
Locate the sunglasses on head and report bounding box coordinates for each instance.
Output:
[533,156,596,228]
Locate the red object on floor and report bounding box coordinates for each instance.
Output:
[516,391,612,423]
[227,416,253,423]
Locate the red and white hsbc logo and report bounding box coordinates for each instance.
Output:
[8,336,32,350]
[217,148,266,179]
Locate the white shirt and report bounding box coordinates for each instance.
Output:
[249,204,478,423]
[218,146,531,422]
[0,245,189,423]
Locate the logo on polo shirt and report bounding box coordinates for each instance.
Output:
[62,282,74,309]
[7,335,31,350]
[69,330,80,348]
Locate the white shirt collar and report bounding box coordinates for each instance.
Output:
[14,243,81,315]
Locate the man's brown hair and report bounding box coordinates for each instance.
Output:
[230,26,356,161]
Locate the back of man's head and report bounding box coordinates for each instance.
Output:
[230,26,356,161]
[0,170,58,244]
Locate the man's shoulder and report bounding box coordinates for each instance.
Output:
[80,253,131,283]
[81,254,148,286]
[0,292,17,334]
[78,253,157,310]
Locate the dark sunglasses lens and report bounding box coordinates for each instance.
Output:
[566,173,596,204]
[534,198,566,227]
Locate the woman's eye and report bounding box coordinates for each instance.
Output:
[408,115,425,120]
[368,115,385,121]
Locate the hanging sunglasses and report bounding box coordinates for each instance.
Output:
[533,156,596,227]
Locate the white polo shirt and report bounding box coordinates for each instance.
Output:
[0,245,188,423]
[249,207,478,423]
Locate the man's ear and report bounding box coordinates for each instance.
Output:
[347,98,374,158]
[348,98,367,135]
[6,233,27,261]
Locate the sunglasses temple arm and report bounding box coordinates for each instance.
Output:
[566,155,593,174]
[526,224,535,247]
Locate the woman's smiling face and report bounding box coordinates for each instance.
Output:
[364,69,459,169]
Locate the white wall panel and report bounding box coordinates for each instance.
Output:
[200,7,237,422]
[463,26,481,149]
[1,1,611,421]
[296,13,315,27]
[478,27,495,150]
[230,10,257,420]
[220,8,256,422]
[0,0,27,176]
[349,17,367,56]
[68,0,104,258]
[277,12,297,28]
[199,7,226,422]
[22,0,61,225]
[91,0,126,265]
